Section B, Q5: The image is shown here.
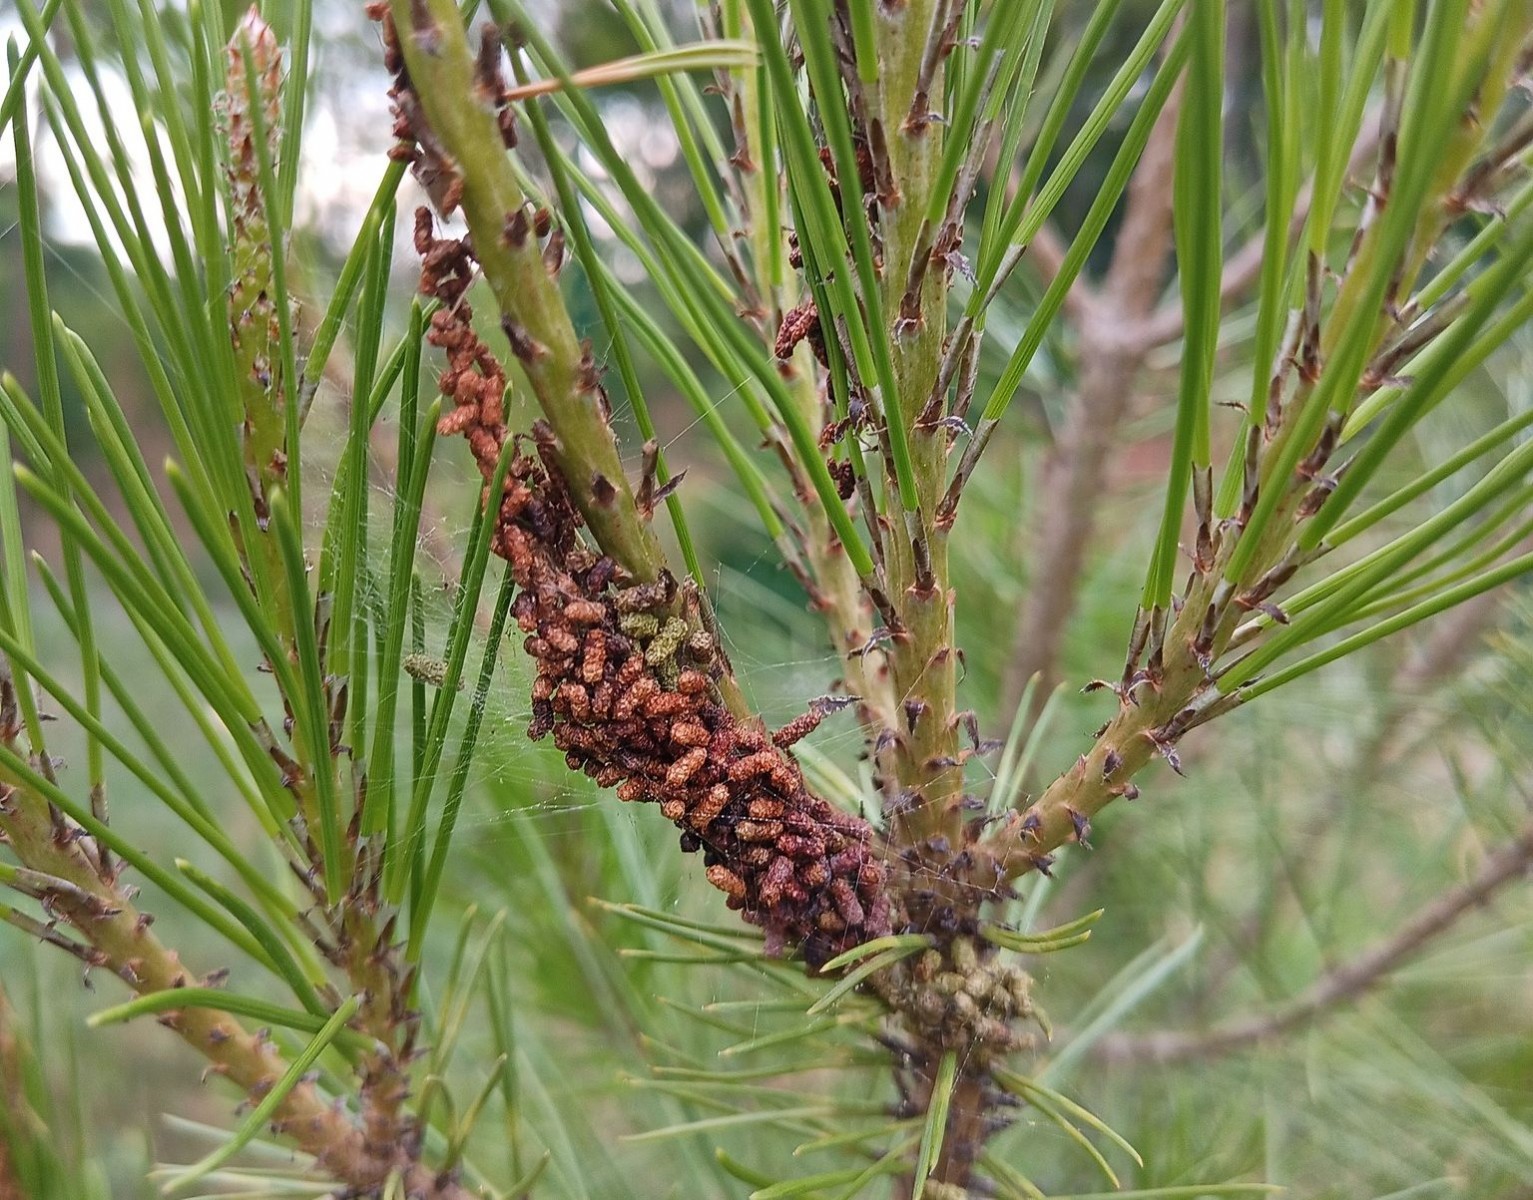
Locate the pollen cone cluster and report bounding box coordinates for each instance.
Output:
[222,8,287,491]
[415,212,892,968]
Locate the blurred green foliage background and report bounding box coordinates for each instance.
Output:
[1,2,1531,1197]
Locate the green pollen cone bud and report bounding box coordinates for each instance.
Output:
[222,7,286,492]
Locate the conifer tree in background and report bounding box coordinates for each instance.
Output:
[3,1,1533,1197]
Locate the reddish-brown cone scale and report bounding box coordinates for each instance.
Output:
[414,211,891,968]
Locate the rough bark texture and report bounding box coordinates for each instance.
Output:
[0,768,475,1199]
[875,0,966,855]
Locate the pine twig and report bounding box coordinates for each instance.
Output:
[0,774,476,1199]
[382,0,668,587]
[1091,816,1533,1065]
[379,0,757,721]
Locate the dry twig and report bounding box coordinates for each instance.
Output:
[1093,817,1533,1065]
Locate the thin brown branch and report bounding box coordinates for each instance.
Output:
[1394,586,1508,697]
[1128,229,1268,351]
[1092,816,1533,1065]
[0,799,477,1198]
[1177,598,1513,1019]
[1,670,469,1200]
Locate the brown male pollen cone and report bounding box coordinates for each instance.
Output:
[410,207,893,966]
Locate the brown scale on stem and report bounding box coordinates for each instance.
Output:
[414,211,892,968]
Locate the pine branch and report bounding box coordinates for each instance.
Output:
[0,759,474,1198]
[870,0,966,852]
[380,1,663,582]
[379,0,759,722]
[707,3,899,769]
[8,1,1533,1194]
[984,4,1533,888]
